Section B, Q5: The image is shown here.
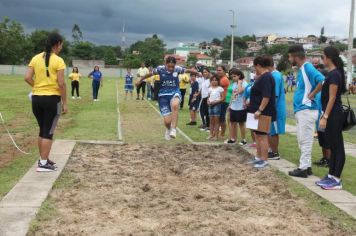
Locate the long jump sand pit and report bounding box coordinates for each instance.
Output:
[31,143,348,235]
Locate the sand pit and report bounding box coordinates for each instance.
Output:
[30,143,349,235]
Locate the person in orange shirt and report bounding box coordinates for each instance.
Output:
[217,65,230,139]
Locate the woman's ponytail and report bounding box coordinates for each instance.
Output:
[44,32,63,77]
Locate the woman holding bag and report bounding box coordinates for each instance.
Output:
[316,46,346,190]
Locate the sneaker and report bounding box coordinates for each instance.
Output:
[254,160,269,169]
[77,97,82,99]
[288,168,308,178]
[247,157,261,165]
[238,139,247,146]
[37,160,56,172]
[47,159,57,167]
[186,121,197,126]
[268,152,280,160]
[170,128,177,139]
[136,97,140,100]
[321,179,343,190]
[94,99,97,102]
[72,96,75,99]
[313,157,329,167]
[307,167,313,176]
[199,124,206,129]
[315,175,333,186]
[224,139,236,144]
[165,129,171,141]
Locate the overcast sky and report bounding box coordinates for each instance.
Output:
[0,0,353,48]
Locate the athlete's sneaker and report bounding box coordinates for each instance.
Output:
[238,139,247,146]
[72,96,75,99]
[321,179,343,190]
[94,99,97,102]
[165,129,171,141]
[170,128,177,139]
[77,96,82,99]
[268,152,280,160]
[254,160,269,169]
[37,160,56,172]
[315,175,333,187]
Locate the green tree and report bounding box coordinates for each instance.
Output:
[266,44,289,55]
[123,54,141,68]
[186,54,198,67]
[129,35,165,67]
[71,41,94,59]
[330,41,348,52]
[0,17,27,64]
[211,38,221,46]
[72,24,83,44]
[277,54,290,72]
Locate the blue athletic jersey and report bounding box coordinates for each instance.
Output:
[125,74,133,85]
[153,65,185,96]
[243,82,254,100]
[293,62,325,113]
[89,71,102,81]
[272,70,287,121]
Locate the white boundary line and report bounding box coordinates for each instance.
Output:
[145,100,194,144]
[116,80,123,141]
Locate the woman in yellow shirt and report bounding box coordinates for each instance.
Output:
[24,32,67,172]
[69,67,81,99]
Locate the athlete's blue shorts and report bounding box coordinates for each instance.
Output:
[209,104,222,116]
[158,92,182,117]
[270,118,286,136]
[125,84,134,92]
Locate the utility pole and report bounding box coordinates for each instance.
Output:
[347,0,355,87]
[229,10,236,69]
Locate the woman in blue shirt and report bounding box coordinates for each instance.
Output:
[88,66,103,101]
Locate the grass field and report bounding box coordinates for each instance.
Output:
[1,75,356,234]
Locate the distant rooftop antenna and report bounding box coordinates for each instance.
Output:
[121,20,126,50]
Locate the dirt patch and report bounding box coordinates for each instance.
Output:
[31,144,348,235]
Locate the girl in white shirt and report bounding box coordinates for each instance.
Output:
[207,74,225,140]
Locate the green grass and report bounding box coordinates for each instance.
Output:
[275,170,356,233]
[0,75,119,200]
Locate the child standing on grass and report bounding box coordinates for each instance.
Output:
[186,73,200,126]
[124,68,134,100]
[69,67,81,99]
[207,74,225,141]
[226,69,248,145]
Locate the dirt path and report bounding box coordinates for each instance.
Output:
[29,144,350,236]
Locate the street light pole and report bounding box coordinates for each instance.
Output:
[347,0,355,87]
[229,10,236,69]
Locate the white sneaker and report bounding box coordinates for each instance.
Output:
[165,129,171,141]
[94,99,97,102]
[72,96,75,99]
[170,128,177,139]
[77,97,81,99]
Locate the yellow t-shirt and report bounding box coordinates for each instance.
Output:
[179,73,190,89]
[153,75,160,81]
[29,52,66,96]
[69,72,81,81]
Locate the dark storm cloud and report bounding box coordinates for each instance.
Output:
[0,0,352,47]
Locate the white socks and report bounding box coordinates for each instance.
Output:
[40,159,47,165]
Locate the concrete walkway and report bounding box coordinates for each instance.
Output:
[0,140,76,236]
[286,124,356,158]
[243,144,356,219]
